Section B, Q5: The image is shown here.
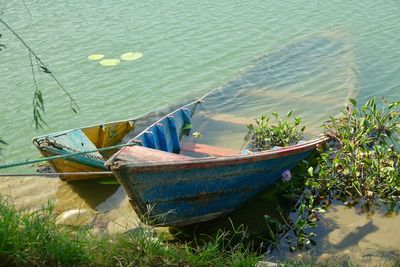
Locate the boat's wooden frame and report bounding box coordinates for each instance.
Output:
[106,102,329,226]
[33,119,135,181]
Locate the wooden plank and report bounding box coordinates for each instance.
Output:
[181,142,239,157]
[118,146,194,165]
[82,121,134,148]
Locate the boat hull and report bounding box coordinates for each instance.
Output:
[110,138,327,226]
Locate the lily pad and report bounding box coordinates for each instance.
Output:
[120,52,143,61]
[88,54,104,61]
[99,59,120,66]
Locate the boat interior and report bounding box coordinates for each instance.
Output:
[32,103,243,174]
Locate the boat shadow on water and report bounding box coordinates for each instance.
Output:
[54,180,121,211]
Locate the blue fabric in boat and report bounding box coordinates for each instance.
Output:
[134,108,191,153]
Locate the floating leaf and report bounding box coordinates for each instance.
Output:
[99,59,120,66]
[192,132,202,138]
[88,54,105,61]
[120,52,143,61]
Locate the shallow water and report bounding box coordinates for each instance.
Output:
[1,0,399,262]
[1,0,399,167]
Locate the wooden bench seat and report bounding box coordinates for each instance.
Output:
[181,142,239,157]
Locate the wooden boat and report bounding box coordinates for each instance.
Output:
[32,119,136,181]
[106,101,329,226]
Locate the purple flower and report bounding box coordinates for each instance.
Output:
[281,169,291,182]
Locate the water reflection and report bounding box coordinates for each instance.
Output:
[54,180,120,211]
[291,203,400,265]
[51,180,140,233]
[184,31,357,149]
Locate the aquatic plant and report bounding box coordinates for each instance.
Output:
[120,52,143,61]
[267,98,400,252]
[245,111,305,151]
[87,54,104,61]
[265,156,325,252]
[99,59,120,67]
[308,98,400,206]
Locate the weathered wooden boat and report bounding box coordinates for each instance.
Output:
[106,101,329,226]
[32,119,136,181]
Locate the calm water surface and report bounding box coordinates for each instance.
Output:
[1,0,399,166]
[1,0,400,263]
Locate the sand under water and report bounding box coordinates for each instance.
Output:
[0,176,140,234]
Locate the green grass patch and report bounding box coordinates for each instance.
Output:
[0,195,260,266]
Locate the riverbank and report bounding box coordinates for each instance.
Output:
[1,176,399,266]
[1,192,399,267]
[0,176,141,234]
[0,191,260,266]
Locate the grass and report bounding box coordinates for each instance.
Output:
[3,195,399,267]
[0,195,260,267]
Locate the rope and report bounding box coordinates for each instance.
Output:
[0,94,205,171]
[0,171,113,177]
[0,142,136,170]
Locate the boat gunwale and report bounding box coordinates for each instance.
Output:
[108,136,329,173]
[32,117,138,142]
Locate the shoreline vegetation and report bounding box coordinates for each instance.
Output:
[0,195,260,267]
[1,194,399,266]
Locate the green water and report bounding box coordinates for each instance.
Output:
[0,1,399,166]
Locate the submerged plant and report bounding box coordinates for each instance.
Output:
[245,111,305,151]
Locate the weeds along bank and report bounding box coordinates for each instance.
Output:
[1,195,399,267]
[0,195,260,266]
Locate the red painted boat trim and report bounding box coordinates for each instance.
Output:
[109,136,329,173]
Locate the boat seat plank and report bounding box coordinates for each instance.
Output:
[117,145,195,165]
[181,142,239,157]
[45,129,104,159]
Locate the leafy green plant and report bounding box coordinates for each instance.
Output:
[262,98,400,253]
[267,159,328,252]
[245,111,305,151]
[307,98,400,206]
